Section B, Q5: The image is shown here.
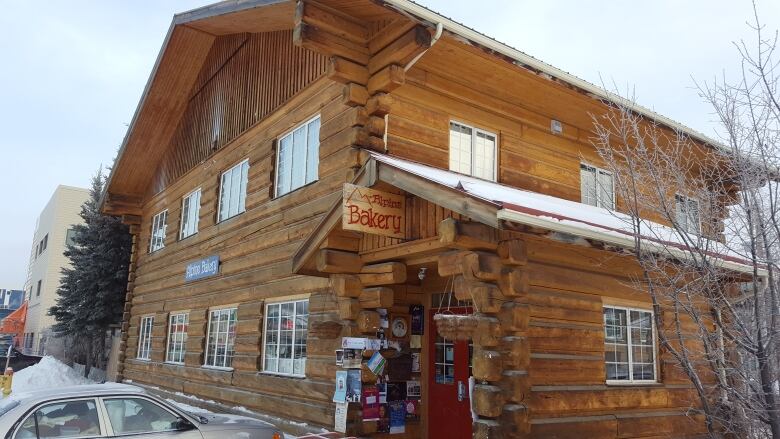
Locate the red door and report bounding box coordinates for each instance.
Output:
[429,308,473,439]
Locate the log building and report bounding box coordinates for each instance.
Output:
[102,0,753,437]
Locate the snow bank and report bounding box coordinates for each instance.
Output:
[11,356,94,392]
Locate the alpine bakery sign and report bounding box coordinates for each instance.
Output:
[342,183,405,239]
[184,255,220,282]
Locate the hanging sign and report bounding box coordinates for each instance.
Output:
[343,183,405,239]
[184,255,220,282]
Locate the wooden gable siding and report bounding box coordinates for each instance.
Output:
[151,30,328,196]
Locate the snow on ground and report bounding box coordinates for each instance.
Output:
[11,356,94,392]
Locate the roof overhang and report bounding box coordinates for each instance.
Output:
[293,151,764,277]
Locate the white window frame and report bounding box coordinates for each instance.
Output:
[262,298,309,377]
[179,188,201,240]
[580,163,615,209]
[217,159,249,223]
[149,210,168,253]
[675,194,701,234]
[165,312,189,365]
[203,307,237,370]
[275,115,321,198]
[137,315,154,361]
[603,305,658,385]
[448,120,498,182]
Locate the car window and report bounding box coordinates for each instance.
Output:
[15,399,101,439]
[103,398,181,435]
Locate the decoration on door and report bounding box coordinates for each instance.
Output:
[342,183,406,239]
[409,305,424,335]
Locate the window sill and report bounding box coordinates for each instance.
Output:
[164,361,185,366]
[260,371,306,379]
[202,365,234,372]
[274,179,319,200]
[179,232,198,241]
[606,380,661,387]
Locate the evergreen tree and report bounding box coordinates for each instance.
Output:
[50,168,131,374]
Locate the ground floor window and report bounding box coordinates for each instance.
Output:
[166,312,189,364]
[263,299,308,376]
[204,308,237,369]
[603,306,657,383]
[137,316,153,360]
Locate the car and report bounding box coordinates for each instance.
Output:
[0,383,283,439]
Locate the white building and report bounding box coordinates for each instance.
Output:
[23,185,89,354]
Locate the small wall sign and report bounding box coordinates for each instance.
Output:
[184,255,220,282]
[342,183,405,239]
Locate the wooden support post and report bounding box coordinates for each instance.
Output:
[474,316,502,347]
[330,274,362,297]
[317,249,364,273]
[359,262,407,286]
[338,298,361,320]
[501,336,530,370]
[473,349,503,381]
[365,93,394,116]
[356,310,381,333]
[473,420,502,439]
[470,283,505,315]
[473,384,506,418]
[497,239,528,266]
[359,287,394,308]
[498,268,529,298]
[498,303,529,333]
[438,218,498,250]
[367,64,405,95]
[500,370,530,404]
[437,250,468,277]
[342,83,369,107]
[501,404,530,437]
[462,251,503,281]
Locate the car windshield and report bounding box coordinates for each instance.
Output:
[0,397,20,417]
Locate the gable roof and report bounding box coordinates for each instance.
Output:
[103,0,731,214]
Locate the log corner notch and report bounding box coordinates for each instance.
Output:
[294,0,435,154]
[437,218,531,437]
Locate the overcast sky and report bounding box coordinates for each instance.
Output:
[0,0,778,288]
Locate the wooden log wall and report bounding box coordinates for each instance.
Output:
[123,60,370,424]
[151,30,328,196]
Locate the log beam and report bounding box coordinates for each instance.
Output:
[327,56,369,85]
[438,218,498,250]
[330,274,362,297]
[367,64,405,95]
[359,287,394,308]
[317,249,364,273]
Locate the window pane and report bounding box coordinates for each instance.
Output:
[580,164,597,207]
[473,131,496,181]
[219,172,232,221]
[306,117,320,184]
[24,400,101,438]
[229,166,241,217]
[604,307,655,382]
[205,308,237,368]
[291,126,307,190]
[277,136,293,196]
[449,122,472,175]
[264,300,308,376]
[104,398,179,435]
[238,161,249,214]
[597,170,614,209]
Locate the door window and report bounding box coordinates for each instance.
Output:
[103,398,181,435]
[15,399,101,439]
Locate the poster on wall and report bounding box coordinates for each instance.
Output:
[406,380,421,399]
[333,370,347,403]
[362,385,380,421]
[367,351,386,376]
[377,404,390,433]
[335,349,344,366]
[334,402,348,433]
[388,401,406,434]
[346,369,362,403]
[409,305,424,335]
[411,352,421,372]
[343,349,362,369]
[405,400,419,420]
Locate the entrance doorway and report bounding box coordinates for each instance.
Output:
[428,306,473,439]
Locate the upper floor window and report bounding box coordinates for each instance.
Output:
[35,280,42,297]
[580,163,614,209]
[449,121,497,181]
[604,306,656,383]
[149,210,168,253]
[276,116,321,197]
[263,298,308,377]
[180,189,201,240]
[204,307,237,369]
[675,194,700,234]
[65,228,78,247]
[137,316,154,361]
[38,234,48,255]
[218,160,249,222]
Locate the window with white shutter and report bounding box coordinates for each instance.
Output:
[149,210,168,252]
[218,160,249,222]
[580,163,614,209]
[179,189,201,240]
[275,116,321,197]
[449,121,497,181]
[675,194,700,234]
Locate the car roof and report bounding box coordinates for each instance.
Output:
[10,383,146,403]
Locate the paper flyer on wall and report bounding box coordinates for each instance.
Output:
[346,369,362,403]
[333,370,347,403]
[366,351,386,376]
[388,400,406,434]
[362,385,380,421]
[334,402,348,433]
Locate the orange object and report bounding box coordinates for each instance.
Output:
[0,301,27,345]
